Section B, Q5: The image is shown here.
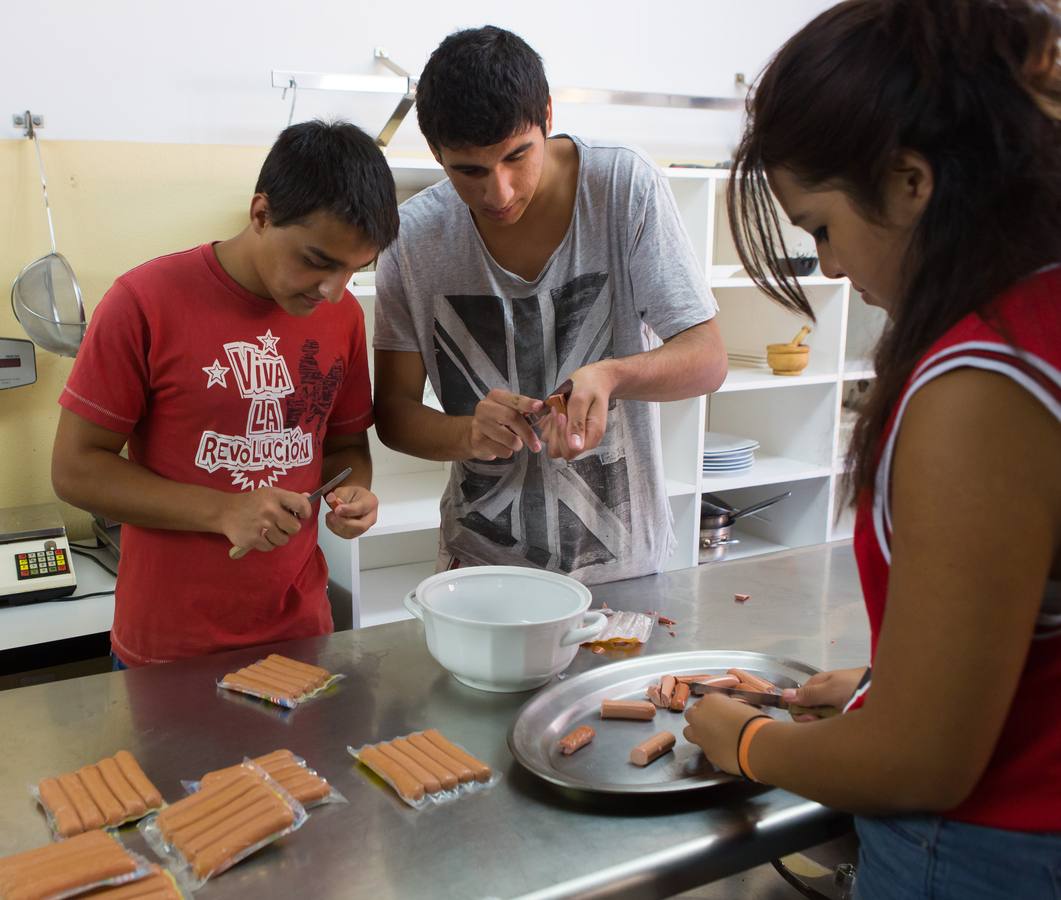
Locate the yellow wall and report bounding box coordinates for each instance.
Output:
[0,139,268,538]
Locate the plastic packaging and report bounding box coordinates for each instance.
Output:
[139,760,307,890]
[183,748,346,809]
[582,610,655,648]
[81,863,189,899]
[216,654,344,709]
[348,730,500,810]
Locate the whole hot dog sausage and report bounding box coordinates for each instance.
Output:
[97,756,147,819]
[170,785,270,852]
[600,700,657,721]
[358,745,427,802]
[727,668,779,693]
[114,750,164,810]
[377,742,442,795]
[264,654,330,682]
[557,725,595,755]
[221,672,298,701]
[158,774,257,832]
[254,749,298,768]
[4,836,137,900]
[235,666,305,696]
[279,772,331,804]
[406,733,474,783]
[77,765,125,826]
[421,730,492,782]
[37,777,82,837]
[56,772,105,831]
[254,658,320,685]
[391,737,459,790]
[180,792,289,858]
[629,731,677,766]
[84,868,180,899]
[187,800,295,879]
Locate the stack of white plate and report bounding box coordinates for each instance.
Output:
[727,348,769,369]
[702,432,759,473]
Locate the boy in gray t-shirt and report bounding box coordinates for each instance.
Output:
[373,26,726,584]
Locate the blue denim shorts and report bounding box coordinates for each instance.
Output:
[855,813,1061,900]
[111,653,127,672]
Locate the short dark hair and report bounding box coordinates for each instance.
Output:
[416,26,550,149]
[255,120,399,250]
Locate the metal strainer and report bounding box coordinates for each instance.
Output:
[10,120,85,357]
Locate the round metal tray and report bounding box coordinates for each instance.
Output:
[507,650,819,795]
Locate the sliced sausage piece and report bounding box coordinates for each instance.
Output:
[97,756,147,819]
[77,765,125,826]
[630,731,677,766]
[37,777,82,837]
[357,745,426,802]
[680,674,739,688]
[421,730,492,783]
[727,668,779,693]
[557,725,595,755]
[114,750,163,810]
[186,800,295,880]
[378,742,442,794]
[56,772,105,831]
[600,700,657,721]
[646,684,664,706]
[669,682,691,712]
[406,733,473,784]
[660,675,677,706]
[391,737,459,791]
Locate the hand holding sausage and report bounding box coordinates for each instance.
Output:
[323,485,379,540]
[543,366,616,461]
[683,692,766,776]
[781,667,867,721]
[465,389,544,460]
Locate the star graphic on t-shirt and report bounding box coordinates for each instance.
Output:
[202,359,230,388]
[258,329,280,356]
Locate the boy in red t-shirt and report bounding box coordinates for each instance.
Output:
[52,121,399,665]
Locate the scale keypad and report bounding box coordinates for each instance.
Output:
[16,548,69,581]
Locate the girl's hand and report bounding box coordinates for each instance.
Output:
[683,693,766,776]
[782,667,866,721]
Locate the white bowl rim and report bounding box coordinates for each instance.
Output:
[413,565,593,628]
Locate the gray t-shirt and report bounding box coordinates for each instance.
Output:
[374,135,717,584]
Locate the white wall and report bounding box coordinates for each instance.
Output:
[4,0,833,158]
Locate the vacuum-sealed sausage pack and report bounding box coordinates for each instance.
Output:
[217,653,343,709]
[186,749,345,809]
[348,729,499,809]
[0,830,157,900]
[33,750,165,839]
[139,761,307,890]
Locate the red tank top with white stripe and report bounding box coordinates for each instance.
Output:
[850,264,1061,831]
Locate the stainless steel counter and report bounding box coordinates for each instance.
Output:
[0,543,869,899]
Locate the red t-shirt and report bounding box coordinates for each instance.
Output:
[849,264,1061,830]
[59,244,373,664]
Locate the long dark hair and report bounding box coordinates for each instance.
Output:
[728,0,1061,501]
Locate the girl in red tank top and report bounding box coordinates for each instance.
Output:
[682,2,1061,896]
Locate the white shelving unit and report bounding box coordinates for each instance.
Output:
[322,158,887,626]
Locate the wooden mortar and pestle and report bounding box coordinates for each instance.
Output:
[766,325,812,376]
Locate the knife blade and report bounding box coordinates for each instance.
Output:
[689,682,789,708]
[228,467,353,560]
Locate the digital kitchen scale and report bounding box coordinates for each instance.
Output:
[0,503,77,605]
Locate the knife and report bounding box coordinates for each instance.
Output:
[228,467,353,560]
[689,681,789,708]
